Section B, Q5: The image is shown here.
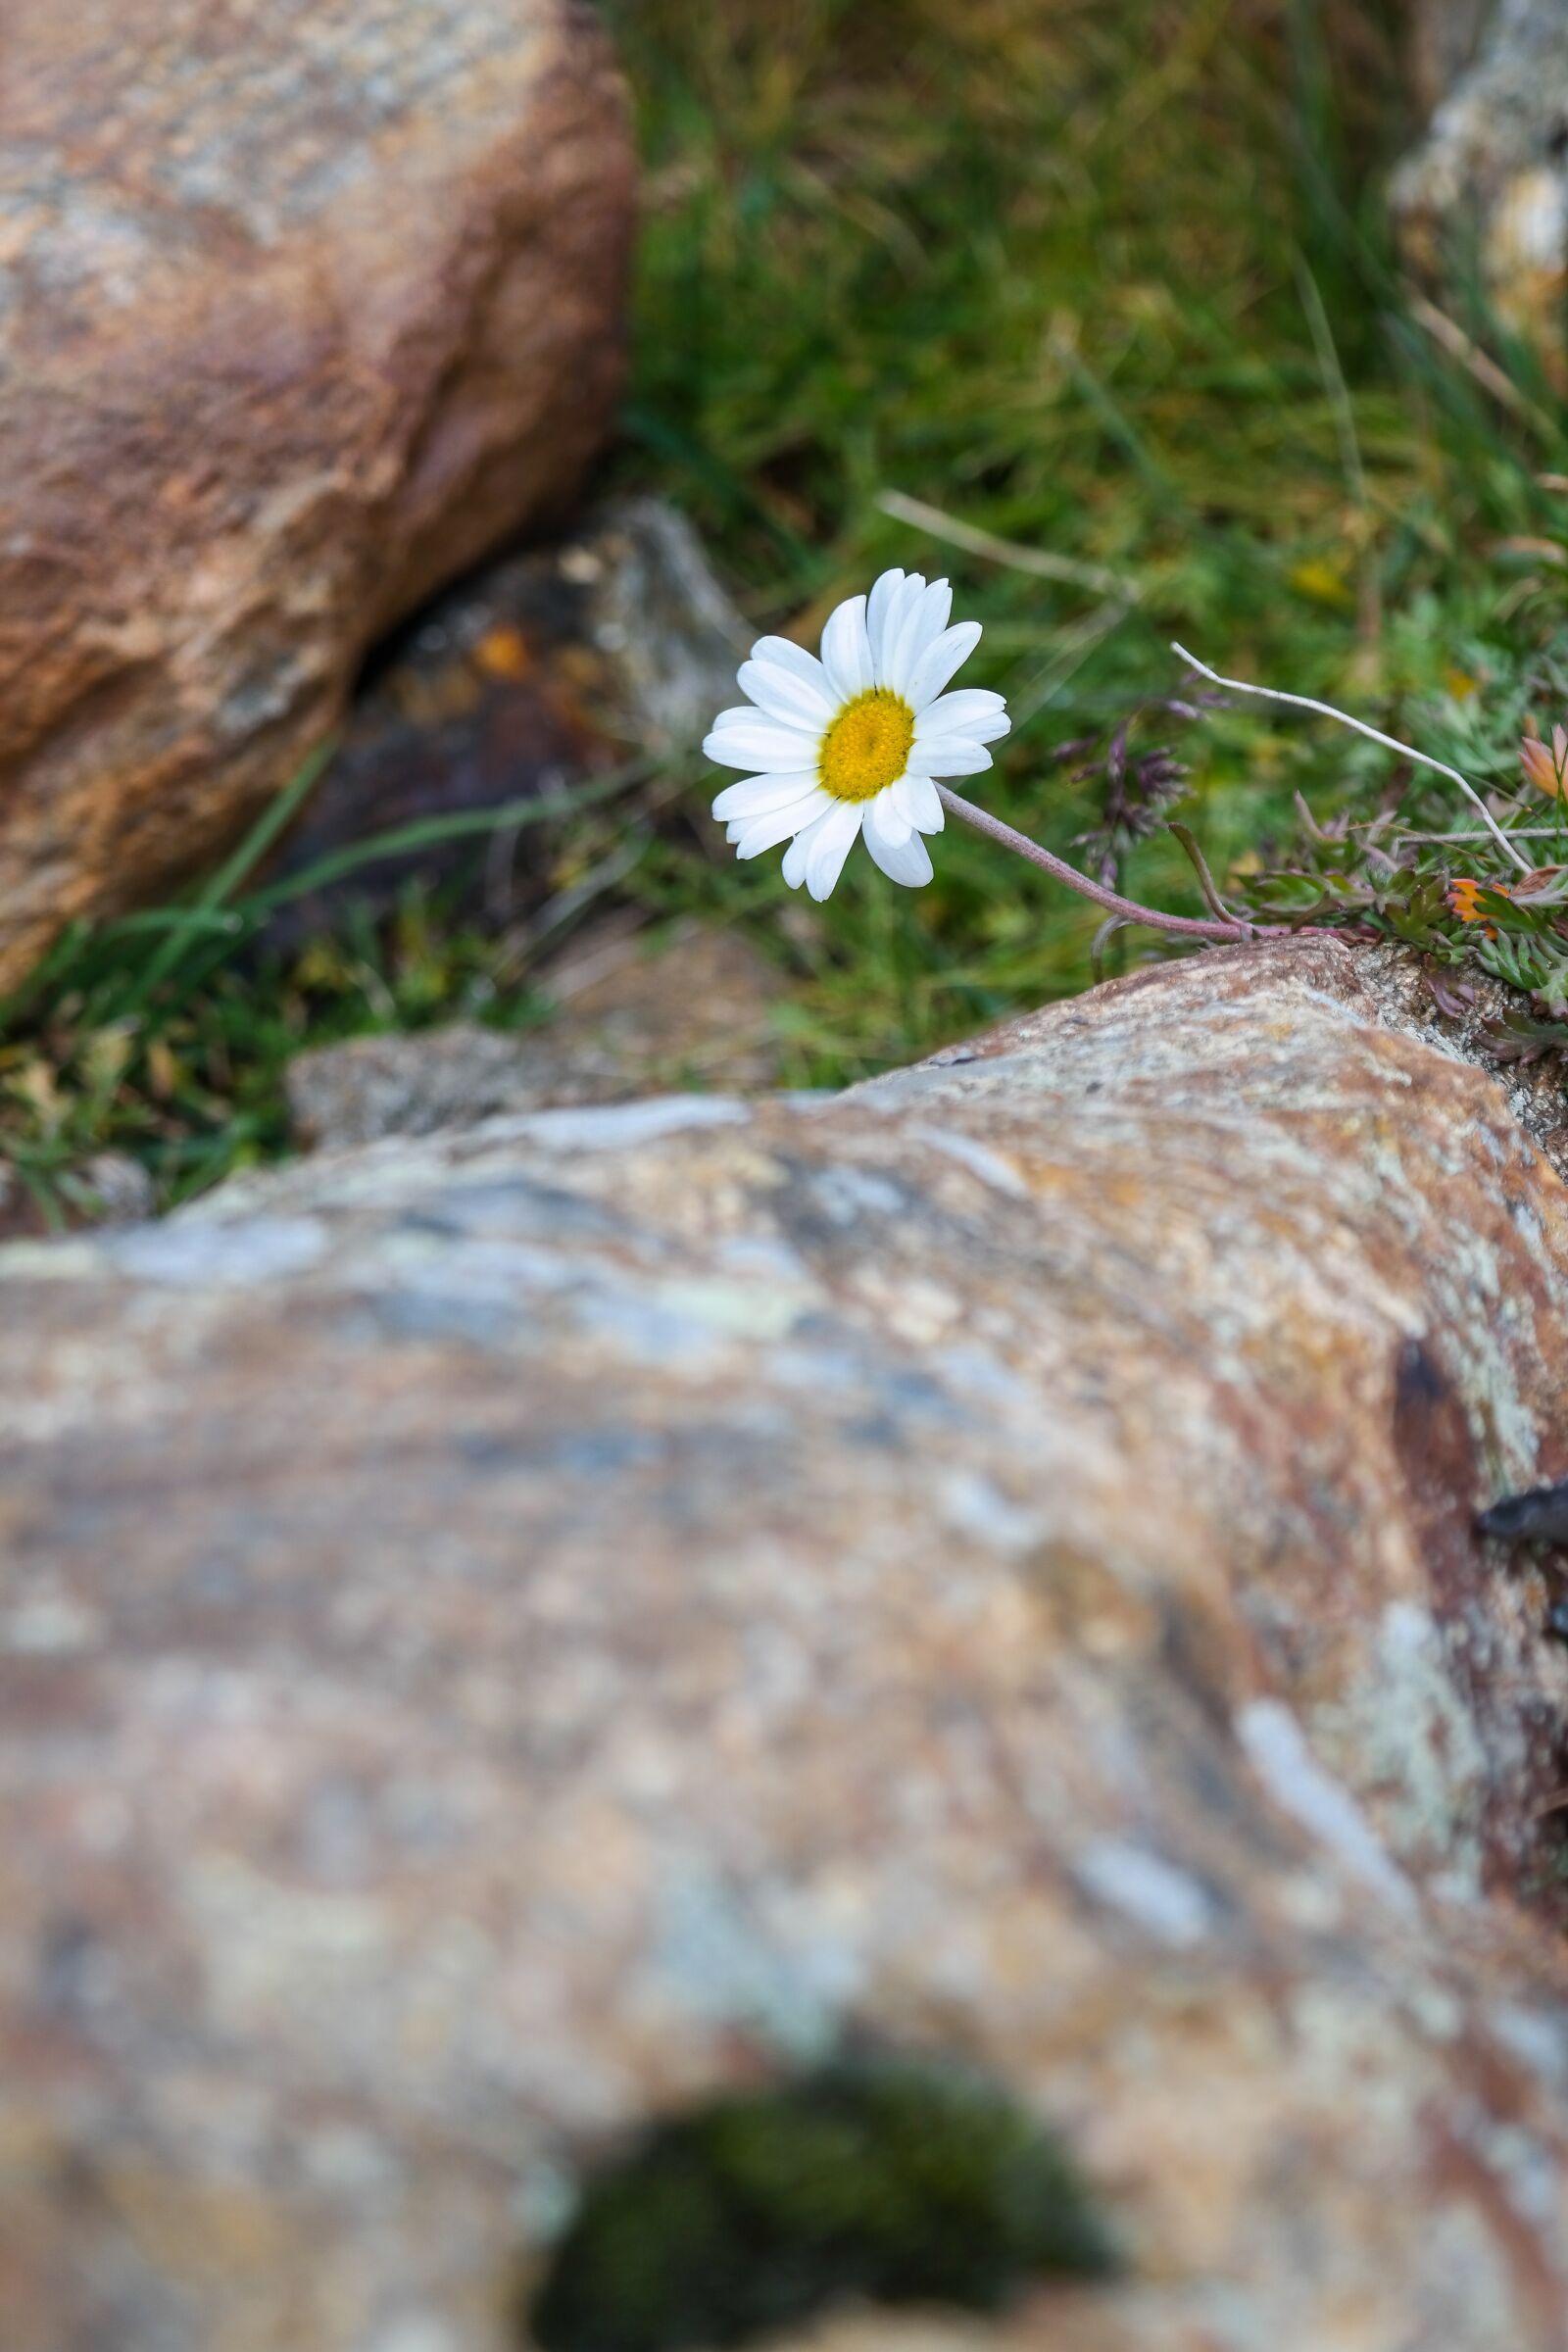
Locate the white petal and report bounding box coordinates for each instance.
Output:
[906,619,983,710]
[866,569,906,679]
[738,657,836,729]
[878,573,930,696]
[906,740,993,780]
[734,792,831,857]
[781,824,817,890]
[919,688,1010,742]
[862,815,935,888]
[804,799,864,901]
[712,770,821,821]
[891,771,945,832]
[708,700,819,744]
[863,788,913,852]
[887,575,951,695]
[912,576,953,652]
[704,718,823,773]
[749,636,835,698]
[820,595,874,701]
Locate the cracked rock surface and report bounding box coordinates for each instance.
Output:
[6,940,1568,2348]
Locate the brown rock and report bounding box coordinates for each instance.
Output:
[0,0,635,988]
[285,923,786,1149]
[4,940,1568,2348]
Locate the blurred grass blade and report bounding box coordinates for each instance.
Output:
[238,760,654,917]
[877,491,1138,601]
[120,738,339,1016]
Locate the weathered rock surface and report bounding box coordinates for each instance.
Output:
[0,0,635,988]
[286,924,785,1149]
[8,940,1568,2348]
[1394,0,1568,351]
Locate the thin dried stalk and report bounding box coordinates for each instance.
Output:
[1171,643,1532,874]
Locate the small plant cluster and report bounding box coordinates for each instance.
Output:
[1064,693,1221,891]
[1218,632,1568,1039]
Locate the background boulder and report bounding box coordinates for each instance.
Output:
[0,0,634,988]
[1408,0,1494,115]
[284,925,784,1150]
[1395,0,1568,356]
[3,941,1568,2347]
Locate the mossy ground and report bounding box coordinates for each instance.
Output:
[8,0,1568,1217]
[525,2057,1117,2352]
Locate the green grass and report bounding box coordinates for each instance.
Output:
[9,0,1568,1219]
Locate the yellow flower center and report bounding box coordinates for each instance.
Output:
[818,688,915,803]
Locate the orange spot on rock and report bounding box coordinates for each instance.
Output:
[474,624,533,682]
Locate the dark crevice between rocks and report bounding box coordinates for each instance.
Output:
[1512,1699,1568,1925]
[1389,1333,1568,1931]
[1369,986,1568,1936]
[261,498,746,951]
[1481,1489,1568,1929]
[521,2056,1120,2352]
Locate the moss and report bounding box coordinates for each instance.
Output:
[525,2056,1119,2352]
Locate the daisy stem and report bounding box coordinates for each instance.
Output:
[935,786,1255,943]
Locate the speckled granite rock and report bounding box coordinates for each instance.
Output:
[1394,0,1568,354]
[0,0,633,986]
[285,926,785,1148]
[7,940,1568,2349]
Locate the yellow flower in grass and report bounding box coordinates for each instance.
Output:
[705,570,1009,901]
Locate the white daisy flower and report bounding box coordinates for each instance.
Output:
[704,569,1010,901]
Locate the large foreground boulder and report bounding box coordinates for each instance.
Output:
[0,0,634,988]
[5,941,1568,2348]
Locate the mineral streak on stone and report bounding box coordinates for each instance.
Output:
[0,0,635,985]
[7,942,1568,2346]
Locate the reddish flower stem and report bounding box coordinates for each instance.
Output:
[936,785,1255,942]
